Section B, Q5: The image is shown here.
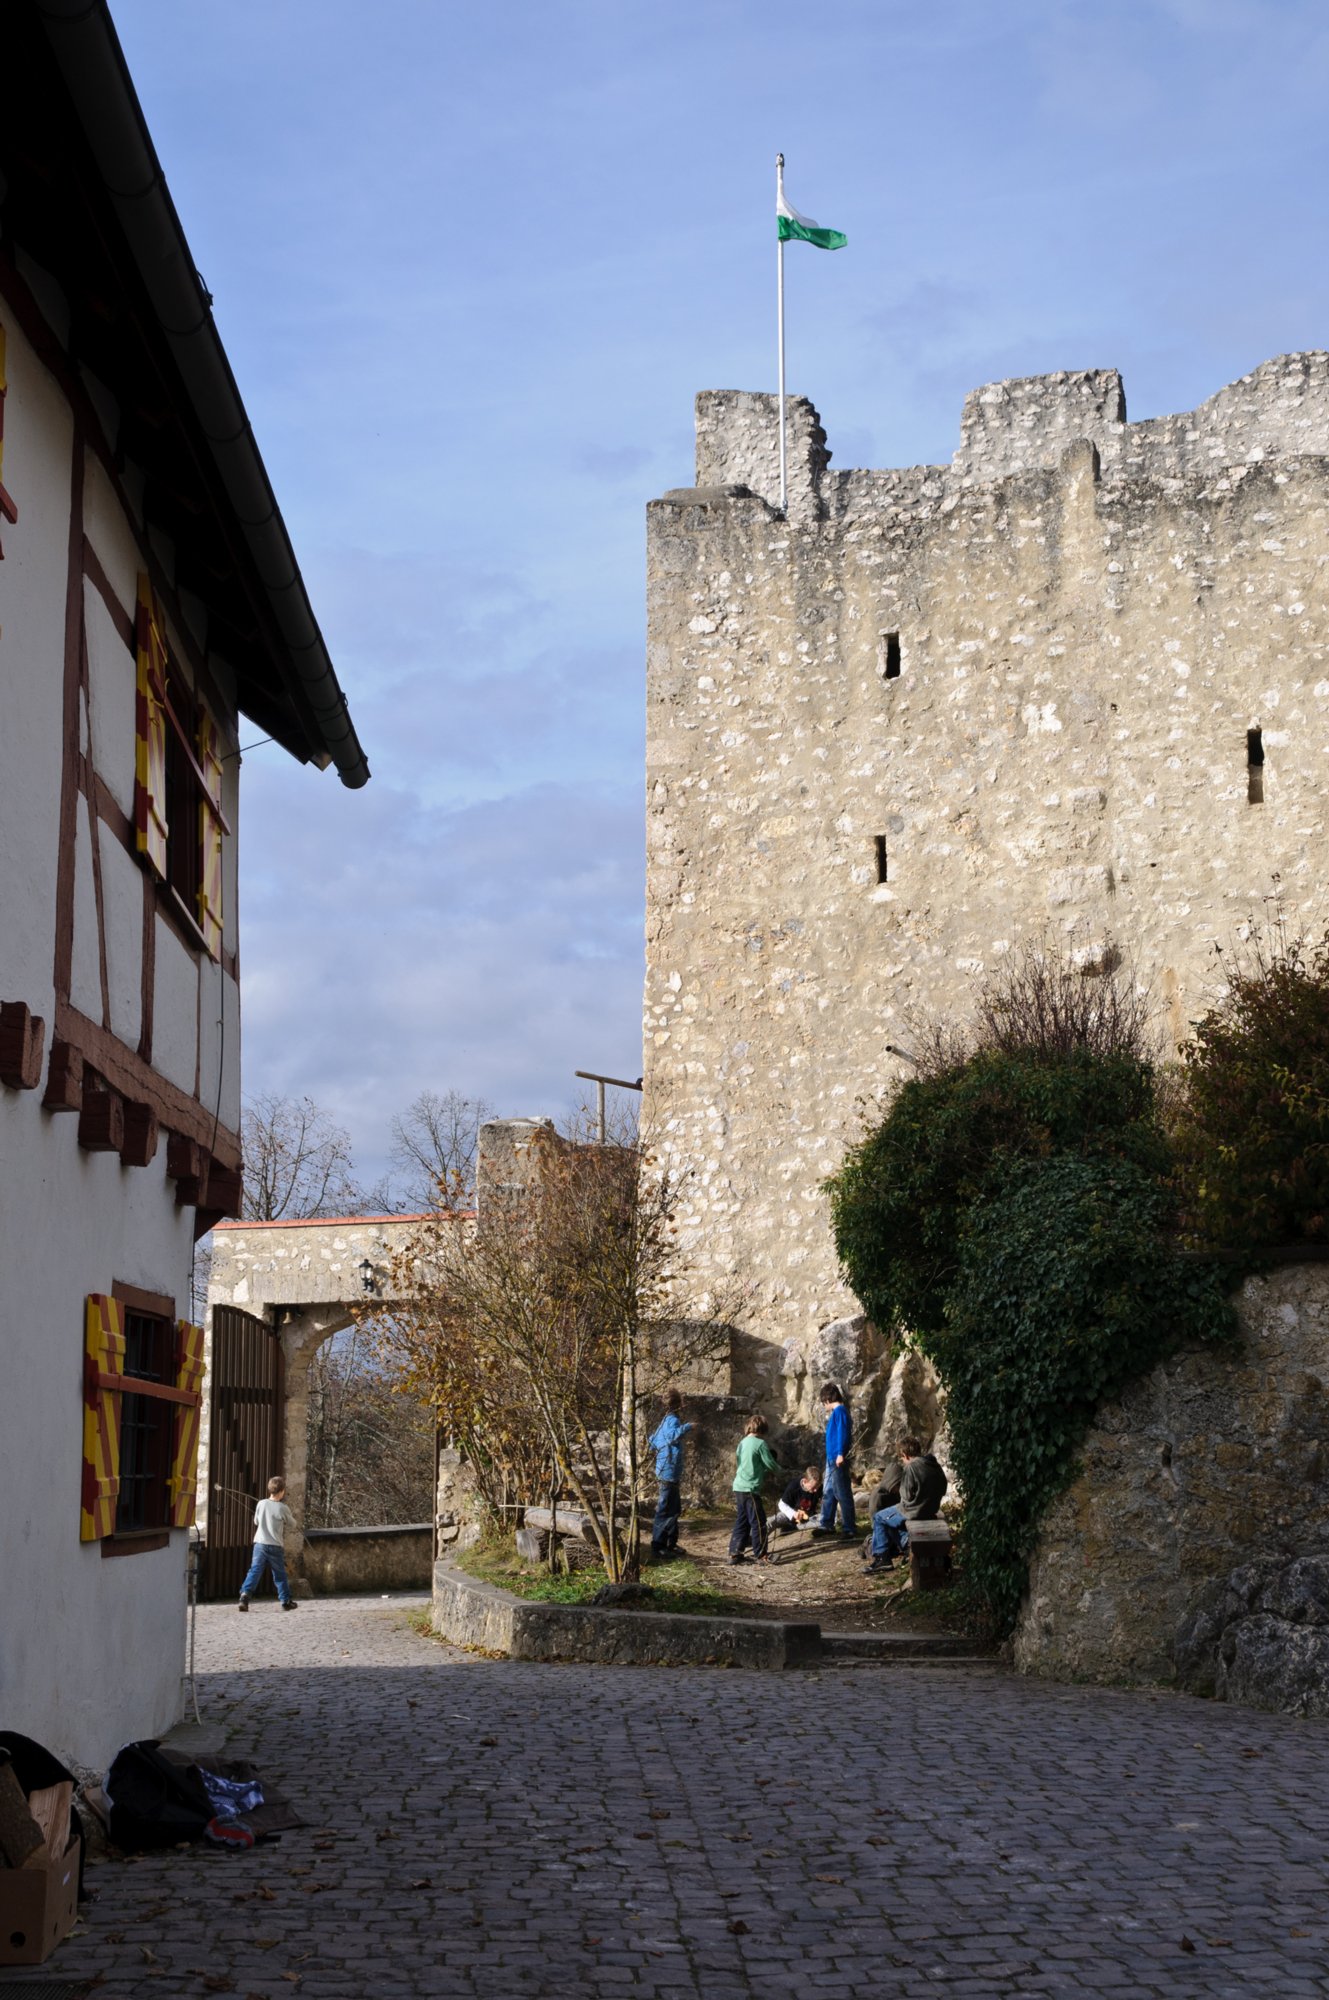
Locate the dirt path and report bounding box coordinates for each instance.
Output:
[663,1509,949,1633]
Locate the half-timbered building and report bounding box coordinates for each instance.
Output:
[0,0,368,1766]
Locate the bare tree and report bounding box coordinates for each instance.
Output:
[373,1127,736,1580]
[384,1089,493,1212]
[305,1324,434,1527]
[241,1090,364,1221]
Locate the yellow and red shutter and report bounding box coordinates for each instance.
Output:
[134,575,169,879]
[81,1294,126,1540]
[167,1319,205,1528]
[196,712,224,960]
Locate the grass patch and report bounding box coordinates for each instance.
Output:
[453,1528,732,1618]
[880,1577,994,1640]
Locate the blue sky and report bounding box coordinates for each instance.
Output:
[114,0,1329,1187]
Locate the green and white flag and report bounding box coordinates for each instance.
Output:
[776,185,847,252]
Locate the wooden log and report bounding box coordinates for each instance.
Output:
[907,1518,953,1593]
[78,1086,124,1153]
[0,1761,43,1869]
[25,1783,72,1866]
[120,1100,160,1169]
[0,1002,45,1090]
[41,1039,82,1114]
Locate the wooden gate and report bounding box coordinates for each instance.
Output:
[203,1306,285,1602]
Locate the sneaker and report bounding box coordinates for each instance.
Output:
[867,1557,893,1573]
[728,1555,749,1565]
[280,1599,299,1611]
[839,1532,859,1543]
[237,1597,249,1614]
[808,1526,833,1539]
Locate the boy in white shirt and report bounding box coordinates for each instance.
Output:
[238,1475,299,1611]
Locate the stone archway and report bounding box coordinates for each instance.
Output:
[201,1214,443,1576]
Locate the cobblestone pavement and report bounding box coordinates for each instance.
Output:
[4,1595,1329,1999]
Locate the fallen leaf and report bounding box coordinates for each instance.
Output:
[256,1936,278,1949]
[866,1835,887,1847]
[375,1829,396,1843]
[281,1978,302,1989]
[649,1808,670,1820]
[479,1735,498,1747]
[1180,1937,1196,1954]
[728,1918,749,1935]
[634,1831,653,1841]
[409,1878,433,1890]
[1208,1939,1231,1947]
[1291,1929,1311,1937]
[201,1977,232,1993]
[815,1874,843,1885]
[140,1947,158,1965]
[106,1932,124,1944]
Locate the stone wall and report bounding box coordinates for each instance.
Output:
[301,1524,432,1596]
[644,354,1329,1427]
[1014,1260,1329,1687]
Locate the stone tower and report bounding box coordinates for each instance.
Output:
[643,355,1329,1447]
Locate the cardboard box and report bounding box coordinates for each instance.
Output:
[0,1835,79,1965]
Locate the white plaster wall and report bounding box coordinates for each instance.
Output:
[152,919,198,1095]
[0,1091,195,1770]
[83,449,143,619]
[0,306,70,1010]
[83,586,136,819]
[102,836,143,1050]
[196,962,240,1133]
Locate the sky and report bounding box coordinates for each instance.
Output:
[113,0,1329,1190]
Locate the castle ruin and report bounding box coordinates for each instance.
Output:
[643,354,1329,1446]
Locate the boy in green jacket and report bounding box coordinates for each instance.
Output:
[729,1414,782,1564]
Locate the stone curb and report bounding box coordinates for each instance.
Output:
[432,1561,821,1669]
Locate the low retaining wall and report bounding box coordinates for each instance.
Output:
[432,1562,820,1669]
[302,1524,432,1596]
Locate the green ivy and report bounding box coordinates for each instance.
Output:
[828,1047,1233,1636]
[933,1158,1232,1635]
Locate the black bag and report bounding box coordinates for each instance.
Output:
[105,1739,213,1851]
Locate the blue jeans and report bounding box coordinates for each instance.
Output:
[240,1541,293,1605]
[819,1461,856,1535]
[871,1505,909,1559]
[652,1480,681,1553]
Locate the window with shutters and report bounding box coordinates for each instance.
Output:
[134,574,227,959]
[82,1291,205,1553]
[115,1311,173,1534]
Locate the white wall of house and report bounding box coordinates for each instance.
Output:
[0,292,240,1770]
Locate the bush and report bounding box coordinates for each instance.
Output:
[827,1046,1169,1341]
[1174,931,1329,1249]
[935,1159,1232,1634]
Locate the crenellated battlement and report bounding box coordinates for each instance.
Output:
[689,353,1329,522]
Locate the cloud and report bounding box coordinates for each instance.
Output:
[238,764,644,1186]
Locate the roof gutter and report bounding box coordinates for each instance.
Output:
[36,0,370,789]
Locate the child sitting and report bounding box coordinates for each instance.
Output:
[773,1466,822,1533]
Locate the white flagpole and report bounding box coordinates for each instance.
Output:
[776,151,787,516]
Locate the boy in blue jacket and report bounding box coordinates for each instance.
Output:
[648,1388,693,1560]
[810,1382,857,1540]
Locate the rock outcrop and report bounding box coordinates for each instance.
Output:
[1014,1260,1329,1694]
[1175,1554,1329,1716]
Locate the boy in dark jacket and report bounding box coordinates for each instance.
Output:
[774,1466,822,1533]
[867,1435,947,1570]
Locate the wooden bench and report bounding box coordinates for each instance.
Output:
[906,1518,953,1592]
